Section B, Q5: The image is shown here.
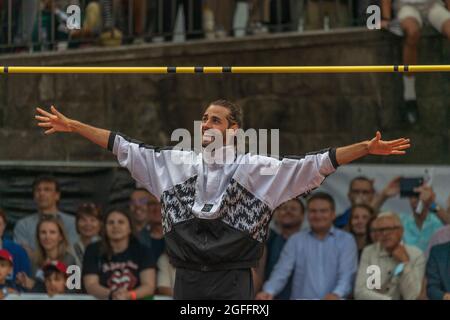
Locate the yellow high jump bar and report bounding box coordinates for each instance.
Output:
[1,65,450,74]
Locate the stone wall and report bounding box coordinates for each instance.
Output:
[0,27,449,164]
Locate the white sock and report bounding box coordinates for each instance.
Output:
[403,76,416,101]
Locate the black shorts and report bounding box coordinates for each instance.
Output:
[173,268,254,300]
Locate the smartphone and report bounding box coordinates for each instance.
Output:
[400,177,424,198]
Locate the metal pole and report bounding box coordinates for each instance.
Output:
[2,65,450,74]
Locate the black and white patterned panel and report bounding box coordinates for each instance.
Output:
[161,175,197,233]
[219,179,272,242]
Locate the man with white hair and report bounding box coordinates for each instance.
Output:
[354,212,426,300]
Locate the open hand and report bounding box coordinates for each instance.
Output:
[35,105,73,134]
[382,177,401,198]
[16,272,35,290]
[368,131,410,156]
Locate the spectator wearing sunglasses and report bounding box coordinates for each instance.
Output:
[354,212,425,300]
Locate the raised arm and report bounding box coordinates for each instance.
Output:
[35,106,110,149]
[335,131,410,166]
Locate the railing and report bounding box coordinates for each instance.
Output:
[4,293,172,300]
[0,0,359,54]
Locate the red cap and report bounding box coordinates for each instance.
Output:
[0,249,13,265]
[42,260,68,274]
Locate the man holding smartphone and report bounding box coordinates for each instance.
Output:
[379,177,449,252]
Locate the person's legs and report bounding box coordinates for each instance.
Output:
[249,0,270,25]
[133,0,146,39]
[398,5,422,124]
[398,6,422,66]
[427,2,450,40]
[305,0,323,30]
[20,0,38,46]
[401,17,421,72]
[182,0,203,39]
[215,0,235,37]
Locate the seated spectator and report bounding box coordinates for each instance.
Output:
[425,224,450,259]
[71,0,146,46]
[73,203,102,264]
[368,214,381,243]
[136,191,165,262]
[0,209,32,282]
[0,249,18,299]
[156,252,175,298]
[203,0,235,39]
[129,188,151,233]
[305,0,350,30]
[256,192,358,300]
[335,176,377,228]
[339,176,447,252]
[381,0,450,124]
[5,0,38,50]
[336,176,402,229]
[426,240,450,300]
[16,215,79,293]
[399,185,446,252]
[35,0,82,50]
[13,176,78,255]
[42,260,69,297]
[376,177,450,226]
[83,207,156,300]
[260,198,305,299]
[69,1,104,43]
[347,204,374,259]
[354,212,425,300]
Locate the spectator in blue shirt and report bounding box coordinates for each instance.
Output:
[259,198,305,299]
[256,192,358,300]
[398,185,446,252]
[0,209,32,282]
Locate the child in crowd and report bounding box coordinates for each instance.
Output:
[42,260,68,297]
[0,249,18,299]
